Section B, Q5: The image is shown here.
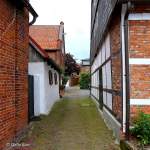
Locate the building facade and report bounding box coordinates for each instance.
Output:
[0,0,37,149]
[29,22,65,70]
[90,0,150,141]
[29,37,60,116]
[80,59,90,73]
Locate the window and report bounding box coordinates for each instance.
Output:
[49,70,53,85]
[54,73,58,85]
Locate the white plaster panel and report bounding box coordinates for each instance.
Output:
[28,62,45,114]
[103,91,107,105]
[28,62,60,115]
[128,13,150,20]
[102,43,106,64]
[44,64,60,114]
[102,65,107,88]
[129,58,150,65]
[130,99,150,105]
[105,33,111,59]
[106,61,112,89]
[34,75,41,116]
[107,93,112,110]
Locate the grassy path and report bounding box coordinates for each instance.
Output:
[23,97,120,150]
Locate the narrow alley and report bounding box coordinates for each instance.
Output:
[23,87,119,150]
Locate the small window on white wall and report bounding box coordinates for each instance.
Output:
[49,70,53,85]
[54,73,58,85]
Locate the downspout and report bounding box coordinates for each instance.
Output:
[22,0,38,25]
[121,2,131,140]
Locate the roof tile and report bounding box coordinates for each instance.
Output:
[29,25,60,50]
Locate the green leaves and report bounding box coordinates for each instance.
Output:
[131,112,150,146]
[79,73,90,89]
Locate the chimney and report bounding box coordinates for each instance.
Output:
[60,21,64,25]
[59,21,64,40]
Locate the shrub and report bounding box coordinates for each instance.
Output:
[79,73,90,89]
[130,111,150,146]
[62,75,69,86]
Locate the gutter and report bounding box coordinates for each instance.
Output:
[22,0,38,25]
[121,2,131,140]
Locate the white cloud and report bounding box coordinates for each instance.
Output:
[30,0,91,60]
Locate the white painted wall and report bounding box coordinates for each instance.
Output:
[128,13,150,20]
[28,62,60,115]
[44,64,60,114]
[91,33,112,109]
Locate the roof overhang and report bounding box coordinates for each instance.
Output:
[29,36,61,73]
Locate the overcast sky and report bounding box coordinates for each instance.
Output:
[30,0,91,62]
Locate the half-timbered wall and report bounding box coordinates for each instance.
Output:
[91,33,113,110]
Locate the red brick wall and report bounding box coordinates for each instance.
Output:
[0,1,29,149]
[109,13,122,122]
[47,50,65,70]
[129,5,150,117]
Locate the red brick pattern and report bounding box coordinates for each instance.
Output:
[129,20,150,58]
[109,13,122,121]
[130,65,150,99]
[0,1,29,149]
[129,6,150,117]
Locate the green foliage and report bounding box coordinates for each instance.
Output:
[62,75,69,86]
[130,111,150,146]
[79,73,90,89]
[65,53,80,75]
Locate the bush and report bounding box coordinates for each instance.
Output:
[79,73,90,89]
[130,111,150,146]
[62,75,69,86]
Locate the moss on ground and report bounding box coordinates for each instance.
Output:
[23,97,120,150]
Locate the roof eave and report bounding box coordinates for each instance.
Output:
[29,36,61,73]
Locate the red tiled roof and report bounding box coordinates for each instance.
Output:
[29,36,49,58]
[29,25,61,50]
[29,36,61,72]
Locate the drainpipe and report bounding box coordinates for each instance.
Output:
[121,2,131,140]
[22,0,38,25]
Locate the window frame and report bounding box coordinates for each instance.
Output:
[49,70,53,85]
[54,72,58,85]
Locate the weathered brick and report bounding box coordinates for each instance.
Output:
[0,1,29,149]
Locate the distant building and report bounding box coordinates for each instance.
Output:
[30,22,65,70]
[90,0,150,141]
[80,59,90,73]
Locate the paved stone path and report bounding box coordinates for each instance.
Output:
[64,86,90,99]
[23,86,120,150]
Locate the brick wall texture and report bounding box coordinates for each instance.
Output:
[47,50,65,70]
[129,5,150,117]
[0,0,29,149]
[109,12,122,122]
